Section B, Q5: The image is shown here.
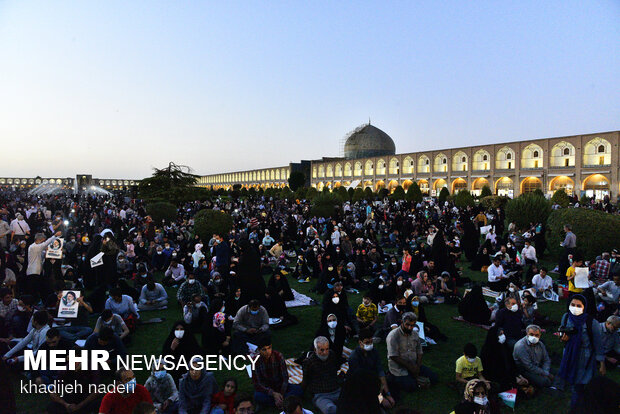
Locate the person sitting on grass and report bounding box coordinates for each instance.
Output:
[98,369,152,414]
[161,321,202,381]
[144,361,179,414]
[85,326,127,368]
[178,358,218,414]
[280,395,314,414]
[105,287,139,331]
[177,273,205,307]
[138,277,168,311]
[2,309,49,365]
[451,379,501,414]
[231,299,270,355]
[494,296,524,349]
[512,324,554,389]
[183,293,209,333]
[301,336,341,414]
[455,343,488,390]
[356,295,378,331]
[211,378,237,414]
[531,267,553,298]
[233,396,255,414]
[95,309,130,343]
[252,336,303,411]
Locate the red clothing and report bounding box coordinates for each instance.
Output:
[99,384,152,414]
[402,254,412,273]
[211,391,236,414]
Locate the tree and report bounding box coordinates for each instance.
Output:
[364,187,374,201]
[406,182,423,203]
[438,187,450,204]
[311,193,341,218]
[454,190,475,208]
[280,186,293,200]
[139,162,199,202]
[505,193,552,229]
[146,202,177,223]
[352,188,365,202]
[550,189,570,208]
[194,209,233,241]
[480,185,493,198]
[294,186,308,200]
[287,171,306,191]
[391,185,406,200]
[335,186,349,202]
[377,188,389,199]
[306,187,319,200]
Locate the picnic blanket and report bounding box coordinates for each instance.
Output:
[285,347,353,384]
[451,316,492,330]
[285,289,313,308]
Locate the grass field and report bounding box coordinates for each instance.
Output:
[13,257,620,414]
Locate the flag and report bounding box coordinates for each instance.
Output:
[498,388,517,409]
[515,251,522,265]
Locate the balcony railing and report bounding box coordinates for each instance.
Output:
[583,164,611,168]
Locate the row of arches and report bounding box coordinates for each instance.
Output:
[312,174,613,199]
[203,168,290,185]
[312,138,612,178]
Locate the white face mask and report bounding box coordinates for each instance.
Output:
[508,287,515,292]
[188,279,195,284]
[174,330,185,339]
[17,305,26,312]
[466,357,476,363]
[397,280,403,286]
[473,396,488,406]
[510,304,518,312]
[363,344,374,351]
[527,335,539,344]
[498,334,506,344]
[327,321,337,329]
[378,284,384,290]
[569,305,583,316]
[328,266,334,272]
[332,297,340,305]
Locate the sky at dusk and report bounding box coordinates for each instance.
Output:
[0,1,618,178]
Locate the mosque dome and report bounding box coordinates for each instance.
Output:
[343,123,396,159]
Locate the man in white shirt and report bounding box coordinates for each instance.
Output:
[531,267,553,296]
[10,213,30,242]
[27,231,62,300]
[488,255,509,291]
[521,240,537,265]
[330,227,341,246]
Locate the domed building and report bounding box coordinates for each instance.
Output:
[343,123,396,159]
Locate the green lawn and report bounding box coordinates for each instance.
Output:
[13,258,620,414]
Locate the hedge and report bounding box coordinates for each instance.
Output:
[454,190,475,208]
[146,202,177,223]
[547,208,620,261]
[194,209,233,241]
[311,193,341,218]
[550,189,570,208]
[505,193,551,229]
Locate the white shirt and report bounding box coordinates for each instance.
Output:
[9,219,30,235]
[531,274,553,292]
[27,236,57,275]
[487,263,505,282]
[331,230,341,245]
[521,245,537,261]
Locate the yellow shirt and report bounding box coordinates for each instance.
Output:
[356,302,378,324]
[455,355,484,379]
[567,266,582,293]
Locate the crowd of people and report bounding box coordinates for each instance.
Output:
[0,188,618,414]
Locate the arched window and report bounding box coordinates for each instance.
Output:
[598,145,605,153]
[533,150,539,158]
[563,148,570,156]
[506,153,512,160]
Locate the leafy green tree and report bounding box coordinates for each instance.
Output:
[352,188,365,202]
[146,202,177,223]
[480,185,493,198]
[335,186,349,202]
[377,188,389,199]
[311,193,341,218]
[505,193,552,229]
[406,182,423,203]
[294,186,308,200]
[287,171,306,191]
[306,187,319,200]
[194,209,233,241]
[454,190,475,208]
[280,186,293,199]
[438,187,450,204]
[391,185,406,200]
[364,187,374,200]
[550,189,570,208]
[139,162,199,202]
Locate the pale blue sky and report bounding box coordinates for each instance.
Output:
[0,1,618,178]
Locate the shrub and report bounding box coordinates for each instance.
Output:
[579,194,590,206]
[480,195,510,210]
[377,188,389,199]
[454,190,475,208]
[352,188,365,202]
[280,186,293,199]
[438,187,450,204]
[194,209,233,241]
[505,193,551,229]
[146,202,177,223]
[391,185,406,200]
[335,186,349,202]
[311,193,341,218]
[294,186,308,200]
[547,208,620,261]
[406,182,423,203]
[550,189,570,208]
[287,171,306,191]
[363,187,374,200]
[306,187,319,200]
[480,185,493,198]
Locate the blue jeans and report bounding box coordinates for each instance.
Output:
[312,388,340,414]
[395,270,410,279]
[58,326,93,342]
[254,383,303,407]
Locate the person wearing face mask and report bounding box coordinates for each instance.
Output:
[558,295,604,408]
[163,259,186,287]
[480,327,528,392]
[596,315,620,373]
[355,295,378,331]
[178,358,218,414]
[232,299,270,355]
[183,293,209,333]
[152,246,168,272]
[455,343,488,389]
[94,309,130,341]
[268,269,294,301]
[208,272,230,298]
[313,314,346,363]
[494,297,524,349]
[512,325,553,388]
[347,328,395,409]
[161,322,202,381]
[138,277,168,311]
[99,369,152,414]
[177,273,205,307]
[321,282,354,336]
[144,361,179,414]
[452,379,501,414]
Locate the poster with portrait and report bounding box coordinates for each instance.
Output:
[57,290,80,318]
[45,238,64,259]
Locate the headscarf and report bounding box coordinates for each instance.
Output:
[195,243,203,252]
[558,294,588,384]
[463,378,489,402]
